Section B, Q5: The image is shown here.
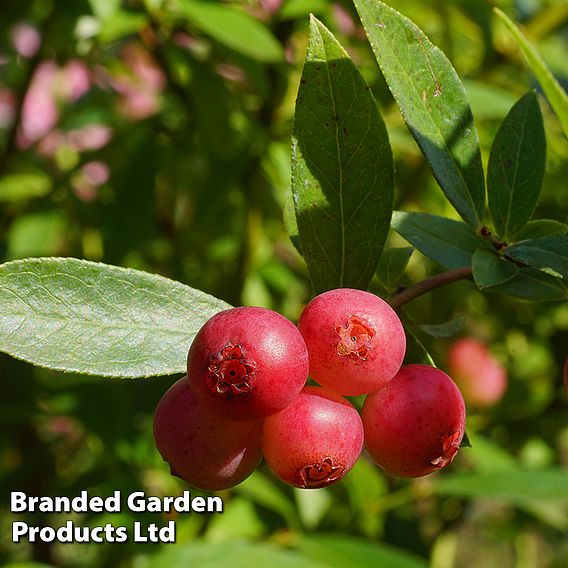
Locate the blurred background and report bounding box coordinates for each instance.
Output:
[1,1,567,567]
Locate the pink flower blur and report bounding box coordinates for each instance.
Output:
[17,61,59,148]
[11,23,41,58]
[112,43,165,120]
[59,60,91,102]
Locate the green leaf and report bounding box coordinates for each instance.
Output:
[176,0,283,62]
[353,0,485,226]
[391,211,485,270]
[506,237,568,279]
[236,471,302,531]
[487,92,546,240]
[0,258,231,377]
[279,0,329,21]
[472,249,519,289]
[434,469,568,501]
[292,17,394,293]
[420,316,465,339]
[297,534,429,568]
[148,541,325,568]
[515,219,568,240]
[0,172,51,202]
[403,326,436,367]
[494,8,568,138]
[97,11,147,43]
[7,212,66,260]
[489,267,568,301]
[376,247,414,289]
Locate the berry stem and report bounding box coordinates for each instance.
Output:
[388,267,473,310]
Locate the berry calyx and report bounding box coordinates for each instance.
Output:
[187,306,309,421]
[261,386,364,489]
[362,364,466,478]
[298,288,406,396]
[153,377,262,491]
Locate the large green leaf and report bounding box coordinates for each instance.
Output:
[391,211,486,270]
[495,8,568,138]
[434,469,568,501]
[472,249,519,289]
[353,0,485,226]
[487,92,546,240]
[0,258,231,377]
[297,534,429,568]
[175,0,283,62]
[506,236,568,279]
[292,17,394,293]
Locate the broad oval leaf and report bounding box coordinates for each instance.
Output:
[472,249,519,289]
[505,236,568,279]
[391,211,486,270]
[175,0,283,62]
[495,8,568,138]
[353,0,485,226]
[0,257,231,377]
[487,92,546,240]
[292,17,394,293]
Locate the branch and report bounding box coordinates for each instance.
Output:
[388,266,473,310]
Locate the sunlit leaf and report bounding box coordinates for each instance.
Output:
[0,258,231,377]
[292,16,394,292]
[354,0,485,226]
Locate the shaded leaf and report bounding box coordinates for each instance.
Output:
[376,247,414,289]
[495,8,568,138]
[515,219,568,240]
[391,211,485,270]
[487,92,546,240]
[489,267,567,301]
[176,0,283,62]
[472,249,519,289]
[354,0,485,226]
[420,316,465,339]
[0,258,231,377]
[403,325,436,367]
[506,237,568,279]
[292,17,394,293]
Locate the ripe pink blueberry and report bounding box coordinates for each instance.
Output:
[153,377,262,491]
[187,306,309,421]
[261,386,364,488]
[362,364,466,478]
[298,288,406,396]
[447,337,507,408]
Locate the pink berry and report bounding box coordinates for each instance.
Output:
[187,307,309,421]
[447,338,507,408]
[298,288,406,396]
[261,386,364,489]
[362,364,466,478]
[153,377,262,491]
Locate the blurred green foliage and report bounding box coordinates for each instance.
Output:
[1,1,567,567]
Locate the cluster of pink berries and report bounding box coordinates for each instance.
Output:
[153,289,466,491]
